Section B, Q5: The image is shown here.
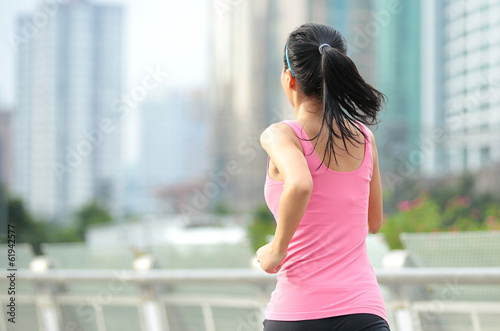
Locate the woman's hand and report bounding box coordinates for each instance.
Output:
[256,242,287,274]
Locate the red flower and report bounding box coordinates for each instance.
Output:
[398,201,412,212]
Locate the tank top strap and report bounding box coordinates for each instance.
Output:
[356,121,374,179]
[281,120,322,171]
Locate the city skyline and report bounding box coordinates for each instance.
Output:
[2,0,499,221]
[0,0,209,165]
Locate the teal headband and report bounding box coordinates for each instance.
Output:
[285,40,295,77]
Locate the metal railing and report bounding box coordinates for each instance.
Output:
[1,268,500,331]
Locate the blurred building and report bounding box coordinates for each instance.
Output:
[210,0,270,214]
[419,0,500,176]
[440,0,500,173]
[328,0,378,84]
[420,0,446,176]
[0,109,12,190]
[13,0,124,222]
[126,89,209,216]
[372,0,422,178]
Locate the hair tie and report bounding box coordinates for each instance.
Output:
[318,43,331,54]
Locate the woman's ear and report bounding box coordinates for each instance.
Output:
[284,69,295,89]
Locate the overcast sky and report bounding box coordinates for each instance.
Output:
[0,0,210,108]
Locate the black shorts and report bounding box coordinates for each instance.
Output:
[263,313,390,331]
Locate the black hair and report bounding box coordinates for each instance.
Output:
[283,23,386,171]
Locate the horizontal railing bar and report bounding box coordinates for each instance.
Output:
[160,294,263,308]
[2,269,276,284]
[55,294,141,306]
[375,268,500,285]
[0,293,262,309]
[1,268,500,285]
[0,294,37,304]
[411,301,500,313]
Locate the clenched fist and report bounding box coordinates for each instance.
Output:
[256,242,287,274]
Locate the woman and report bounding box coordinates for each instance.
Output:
[256,23,390,331]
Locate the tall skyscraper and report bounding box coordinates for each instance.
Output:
[210,0,274,214]
[373,0,422,179]
[419,0,500,176]
[13,0,124,222]
[440,0,500,173]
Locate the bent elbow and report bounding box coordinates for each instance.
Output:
[288,180,313,196]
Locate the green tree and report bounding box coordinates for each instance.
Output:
[214,200,232,214]
[7,198,48,254]
[246,204,276,252]
[75,200,113,240]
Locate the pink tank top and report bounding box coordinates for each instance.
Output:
[263,119,388,324]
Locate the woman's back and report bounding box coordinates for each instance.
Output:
[267,118,367,179]
[263,119,388,324]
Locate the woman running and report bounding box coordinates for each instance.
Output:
[256,23,390,331]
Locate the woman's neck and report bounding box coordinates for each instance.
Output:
[293,96,349,135]
[294,97,323,123]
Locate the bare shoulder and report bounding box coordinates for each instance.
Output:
[260,122,298,149]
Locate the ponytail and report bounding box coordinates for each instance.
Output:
[284,23,386,171]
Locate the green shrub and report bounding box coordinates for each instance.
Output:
[246,204,276,252]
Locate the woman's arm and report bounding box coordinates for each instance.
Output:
[367,130,383,234]
[256,123,313,273]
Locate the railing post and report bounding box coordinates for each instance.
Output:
[141,297,170,331]
[31,256,63,331]
[139,290,170,331]
[470,310,482,331]
[34,283,63,331]
[201,302,216,331]
[393,305,416,331]
[382,250,421,331]
[134,254,170,331]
